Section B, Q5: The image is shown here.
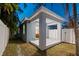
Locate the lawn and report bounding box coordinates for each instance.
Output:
[3,39,76,56]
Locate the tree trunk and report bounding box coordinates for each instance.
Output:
[72,3,79,56]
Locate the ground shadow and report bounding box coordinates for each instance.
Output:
[9,38,26,44]
[31,48,47,56]
[29,43,47,56]
[37,49,47,56]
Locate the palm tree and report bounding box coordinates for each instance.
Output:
[0,3,27,38]
[65,3,74,28]
[72,3,79,56]
[0,4,19,38]
[65,3,79,56]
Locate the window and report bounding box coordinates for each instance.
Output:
[48,24,57,30]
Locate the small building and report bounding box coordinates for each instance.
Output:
[19,6,75,50]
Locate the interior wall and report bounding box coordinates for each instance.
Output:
[35,21,39,39]
[35,23,49,39]
[46,24,49,38]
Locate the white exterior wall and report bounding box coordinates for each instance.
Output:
[26,22,36,42]
[57,23,62,42]
[49,30,57,39]
[49,23,62,43]
[62,29,75,44]
[0,20,9,55]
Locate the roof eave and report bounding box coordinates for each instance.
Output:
[24,6,65,23]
